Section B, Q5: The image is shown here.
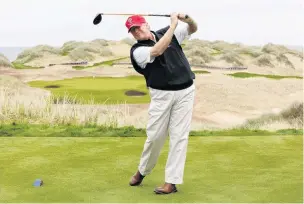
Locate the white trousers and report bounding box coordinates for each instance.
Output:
[138,83,195,184]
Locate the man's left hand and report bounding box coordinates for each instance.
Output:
[177,13,189,23]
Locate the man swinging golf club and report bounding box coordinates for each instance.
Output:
[126,12,198,194]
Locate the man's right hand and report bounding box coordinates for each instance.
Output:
[170,13,179,29]
[149,12,179,57]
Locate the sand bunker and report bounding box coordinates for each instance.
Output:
[125,90,147,96]
[44,85,61,88]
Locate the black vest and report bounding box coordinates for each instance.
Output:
[130,26,195,91]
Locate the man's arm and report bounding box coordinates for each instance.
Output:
[150,13,179,57]
[178,14,198,35]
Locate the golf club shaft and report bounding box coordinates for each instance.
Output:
[100,13,170,17]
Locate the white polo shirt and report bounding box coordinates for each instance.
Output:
[133,24,190,69]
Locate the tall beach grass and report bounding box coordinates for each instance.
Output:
[0,87,131,128]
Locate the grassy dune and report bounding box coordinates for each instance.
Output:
[10,39,302,71]
[0,53,13,67]
[27,76,149,104]
[0,135,302,203]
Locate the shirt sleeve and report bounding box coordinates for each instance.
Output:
[133,47,155,69]
[174,23,190,44]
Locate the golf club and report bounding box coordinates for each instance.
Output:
[93,13,188,25]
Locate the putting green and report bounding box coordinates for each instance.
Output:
[28,76,150,104]
[0,135,302,203]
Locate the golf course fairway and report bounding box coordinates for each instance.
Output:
[27,76,150,104]
[0,135,302,203]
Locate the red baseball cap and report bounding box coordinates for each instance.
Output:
[125,15,147,32]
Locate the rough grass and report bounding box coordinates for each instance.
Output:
[1,123,302,137]
[210,40,241,52]
[0,75,27,87]
[68,45,113,61]
[14,45,61,64]
[280,102,303,124]
[276,53,295,68]
[240,102,303,129]
[220,52,244,66]
[27,76,149,104]
[253,53,274,67]
[235,47,263,58]
[184,47,214,64]
[61,40,112,60]
[0,135,302,203]
[60,41,85,55]
[262,43,290,55]
[0,80,131,127]
[227,72,303,79]
[68,47,95,61]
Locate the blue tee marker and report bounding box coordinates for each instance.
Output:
[33,179,43,187]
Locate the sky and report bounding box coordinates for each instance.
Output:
[0,0,303,47]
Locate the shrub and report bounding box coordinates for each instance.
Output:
[235,47,263,58]
[262,43,289,55]
[280,102,303,124]
[99,47,113,57]
[210,40,241,52]
[276,53,295,69]
[254,54,274,67]
[184,47,214,64]
[60,41,85,55]
[68,47,95,61]
[220,51,244,66]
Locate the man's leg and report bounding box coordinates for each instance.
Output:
[130,88,174,185]
[156,84,195,193]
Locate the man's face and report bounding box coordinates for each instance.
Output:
[130,23,151,40]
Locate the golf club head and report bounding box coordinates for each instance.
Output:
[93,13,102,25]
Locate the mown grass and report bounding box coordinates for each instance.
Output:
[73,57,128,70]
[0,135,302,203]
[193,70,210,74]
[227,72,303,79]
[0,123,302,137]
[12,62,44,69]
[27,76,150,104]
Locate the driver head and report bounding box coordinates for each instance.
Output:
[93,14,102,25]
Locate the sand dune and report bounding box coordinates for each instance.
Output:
[0,53,13,68]
[6,39,302,76]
